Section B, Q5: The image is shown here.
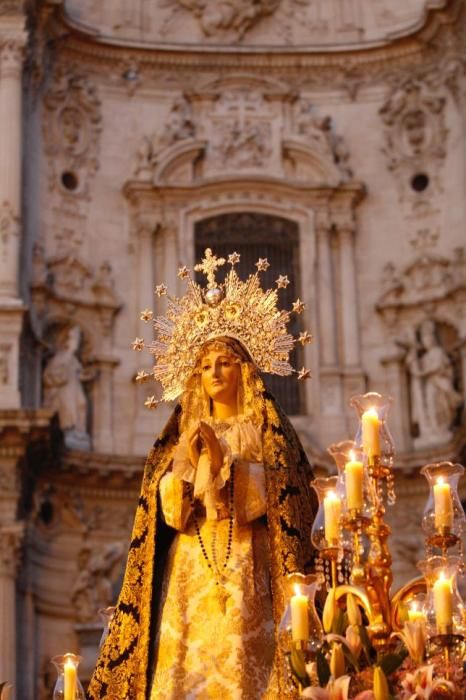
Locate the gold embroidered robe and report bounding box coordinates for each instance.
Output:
[87,387,317,700]
[151,417,274,699]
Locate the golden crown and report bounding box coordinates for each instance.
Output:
[132,248,312,408]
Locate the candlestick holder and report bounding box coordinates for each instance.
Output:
[420,462,465,557]
[417,556,465,641]
[51,653,86,700]
[311,476,349,587]
[279,572,325,654]
[349,393,395,504]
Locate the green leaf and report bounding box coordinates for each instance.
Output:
[358,624,373,663]
[289,648,310,687]
[379,650,408,676]
[333,607,345,636]
[316,648,331,687]
[341,643,360,672]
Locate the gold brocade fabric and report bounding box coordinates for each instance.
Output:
[87,382,317,700]
[150,519,275,699]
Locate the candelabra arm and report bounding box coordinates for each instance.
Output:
[390,576,427,631]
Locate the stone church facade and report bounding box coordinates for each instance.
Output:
[0,0,465,696]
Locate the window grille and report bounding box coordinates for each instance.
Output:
[195,212,304,415]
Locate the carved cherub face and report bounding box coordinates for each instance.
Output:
[200,348,241,407]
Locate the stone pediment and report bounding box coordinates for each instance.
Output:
[63,0,443,51]
[377,251,466,312]
[152,139,207,186]
[131,87,350,188]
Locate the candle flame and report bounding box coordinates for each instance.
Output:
[293,584,301,596]
[410,601,418,612]
[366,407,378,418]
[436,476,445,486]
[349,450,355,462]
[327,490,336,499]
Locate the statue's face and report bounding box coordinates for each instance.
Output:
[200,349,241,406]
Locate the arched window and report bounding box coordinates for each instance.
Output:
[195,212,304,414]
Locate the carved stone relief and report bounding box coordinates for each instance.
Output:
[71,541,124,623]
[0,523,24,578]
[0,201,20,262]
[43,68,102,199]
[0,343,10,385]
[133,95,197,179]
[163,0,282,40]
[131,86,351,186]
[379,79,448,208]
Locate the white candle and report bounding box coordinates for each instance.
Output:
[407,601,425,623]
[345,452,364,511]
[290,584,309,642]
[433,571,453,632]
[324,490,341,544]
[433,477,453,530]
[361,407,380,459]
[64,655,77,700]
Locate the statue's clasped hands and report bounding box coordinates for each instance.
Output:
[188,421,223,477]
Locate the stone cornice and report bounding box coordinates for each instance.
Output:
[39,0,464,83]
[123,177,366,209]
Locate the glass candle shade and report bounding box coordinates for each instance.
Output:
[417,556,465,639]
[311,476,345,551]
[349,392,394,469]
[51,654,86,700]
[327,440,370,521]
[420,462,465,543]
[279,572,324,653]
[98,606,116,648]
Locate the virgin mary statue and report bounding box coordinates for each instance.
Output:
[87,250,317,700]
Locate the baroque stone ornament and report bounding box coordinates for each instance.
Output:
[0,522,24,577]
[379,79,448,204]
[0,200,20,262]
[43,68,102,198]
[166,0,281,39]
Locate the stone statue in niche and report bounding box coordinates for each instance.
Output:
[402,320,462,448]
[71,542,124,623]
[42,325,93,450]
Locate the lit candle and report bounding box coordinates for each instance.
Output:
[324,490,341,544]
[345,451,364,511]
[361,407,380,459]
[433,477,453,530]
[433,571,453,633]
[407,601,425,623]
[64,655,77,700]
[290,584,309,642]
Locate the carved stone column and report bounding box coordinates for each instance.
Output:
[137,218,156,312]
[92,357,119,454]
[0,20,27,410]
[0,523,23,695]
[334,210,366,409]
[335,214,360,367]
[315,210,337,367]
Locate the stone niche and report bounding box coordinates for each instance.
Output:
[378,247,466,455]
